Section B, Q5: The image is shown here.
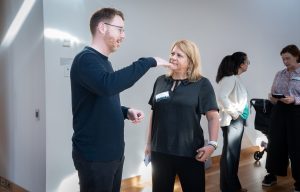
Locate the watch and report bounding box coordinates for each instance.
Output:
[208,140,218,150]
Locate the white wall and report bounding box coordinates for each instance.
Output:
[1,0,300,192]
[43,1,300,191]
[0,0,46,191]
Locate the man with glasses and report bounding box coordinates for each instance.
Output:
[70,7,172,192]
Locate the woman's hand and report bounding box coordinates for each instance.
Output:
[268,93,278,104]
[145,143,151,156]
[280,96,295,104]
[195,145,215,162]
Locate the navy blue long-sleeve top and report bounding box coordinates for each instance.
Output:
[70,46,157,161]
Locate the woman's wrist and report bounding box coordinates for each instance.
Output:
[207,140,218,150]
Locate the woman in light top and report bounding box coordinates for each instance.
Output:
[216,52,250,192]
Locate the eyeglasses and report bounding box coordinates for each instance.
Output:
[104,23,125,34]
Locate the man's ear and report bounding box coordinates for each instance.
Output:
[97,22,106,34]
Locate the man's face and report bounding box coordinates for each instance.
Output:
[103,15,125,53]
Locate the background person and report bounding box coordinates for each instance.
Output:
[145,39,219,192]
[70,7,172,192]
[262,44,300,192]
[216,52,250,192]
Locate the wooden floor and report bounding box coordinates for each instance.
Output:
[121,147,295,192]
[0,176,27,192]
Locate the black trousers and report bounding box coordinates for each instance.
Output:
[266,102,300,190]
[220,117,245,192]
[72,150,124,192]
[151,151,205,192]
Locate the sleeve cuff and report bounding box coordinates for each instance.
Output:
[294,97,300,105]
[149,57,157,67]
[121,106,129,119]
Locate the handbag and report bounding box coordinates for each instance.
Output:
[250,98,274,135]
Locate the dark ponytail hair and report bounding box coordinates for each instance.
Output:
[280,44,300,63]
[216,55,233,83]
[216,52,247,83]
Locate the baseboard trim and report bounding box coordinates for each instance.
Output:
[0,146,259,191]
[0,176,28,192]
[121,146,259,189]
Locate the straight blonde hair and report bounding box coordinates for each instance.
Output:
[168,40,202,81]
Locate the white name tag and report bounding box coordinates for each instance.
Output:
[292,76,300,81]
[155,91,170,101]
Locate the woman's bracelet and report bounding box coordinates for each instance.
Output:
[207,140,218,150]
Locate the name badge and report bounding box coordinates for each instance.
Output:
[291,76,300,81]
[155,91,170,102]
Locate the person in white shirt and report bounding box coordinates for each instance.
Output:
[216,52,250,192]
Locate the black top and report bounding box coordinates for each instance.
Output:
[149,75,218,157]
[71,46,156,161]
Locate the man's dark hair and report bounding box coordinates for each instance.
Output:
[90,8,124,36]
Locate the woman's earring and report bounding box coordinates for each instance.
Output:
[187,66,192,77]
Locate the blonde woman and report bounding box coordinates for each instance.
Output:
[145,40,219,192]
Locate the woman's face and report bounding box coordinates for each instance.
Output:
[239,57,250,73]
[281,52,299,69]
[169,45,189,74]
